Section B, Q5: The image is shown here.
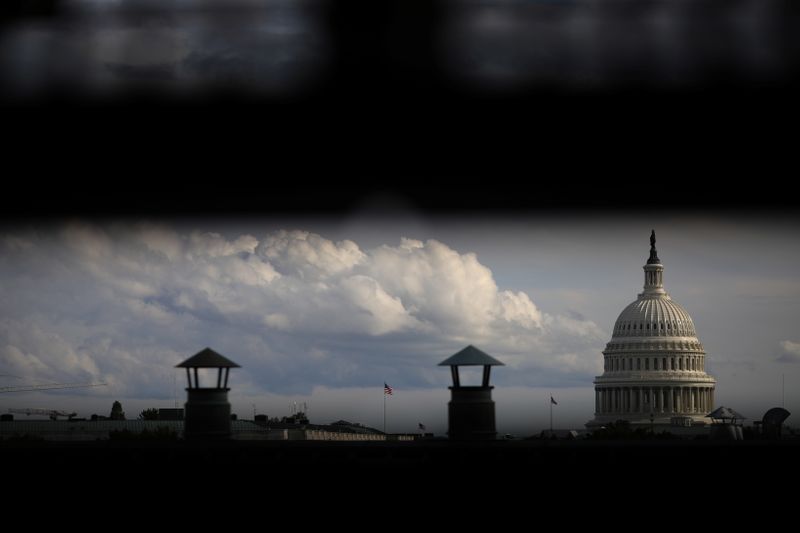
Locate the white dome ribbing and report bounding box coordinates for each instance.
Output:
[612,298,697,339]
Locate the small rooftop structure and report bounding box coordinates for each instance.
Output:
[438,345,504,388]
[177,347,240,390]
[706,406,746,424]
[707,406,746,440]
[176,347,240,440]
[762,407,790,426]
[761,407,791,439]
[439,345,504,440]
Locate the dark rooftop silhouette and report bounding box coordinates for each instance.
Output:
[176,348,241,369]
[762,408,790,427]
[438,345,505,367]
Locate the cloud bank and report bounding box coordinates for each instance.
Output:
[0,224,605,400]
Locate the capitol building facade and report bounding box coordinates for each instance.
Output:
[587,232,716,428]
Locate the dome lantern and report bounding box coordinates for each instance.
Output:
[642,230,666,296]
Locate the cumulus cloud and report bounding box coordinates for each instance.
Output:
[257,230,365,278]
[0,223,606,399]
[777,340,800,363]
[0,319,100,382]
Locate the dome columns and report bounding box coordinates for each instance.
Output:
[594,385,715,417]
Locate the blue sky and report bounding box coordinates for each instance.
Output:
[1,209,799,434]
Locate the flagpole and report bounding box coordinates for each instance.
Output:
[383,385,387,434]
[550,395,553,435]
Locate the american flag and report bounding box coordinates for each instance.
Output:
[384,382,393,395]
[418,423,426,431]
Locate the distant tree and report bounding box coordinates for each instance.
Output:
[110,400,126,420]
[138,408,159,421]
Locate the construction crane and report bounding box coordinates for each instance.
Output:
[9,408,77,420]
[0,381,107,393]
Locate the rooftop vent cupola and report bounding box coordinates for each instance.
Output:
[438,345,504,441]
[176,347,240,440]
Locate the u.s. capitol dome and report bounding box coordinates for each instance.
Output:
[587,231,716,428]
